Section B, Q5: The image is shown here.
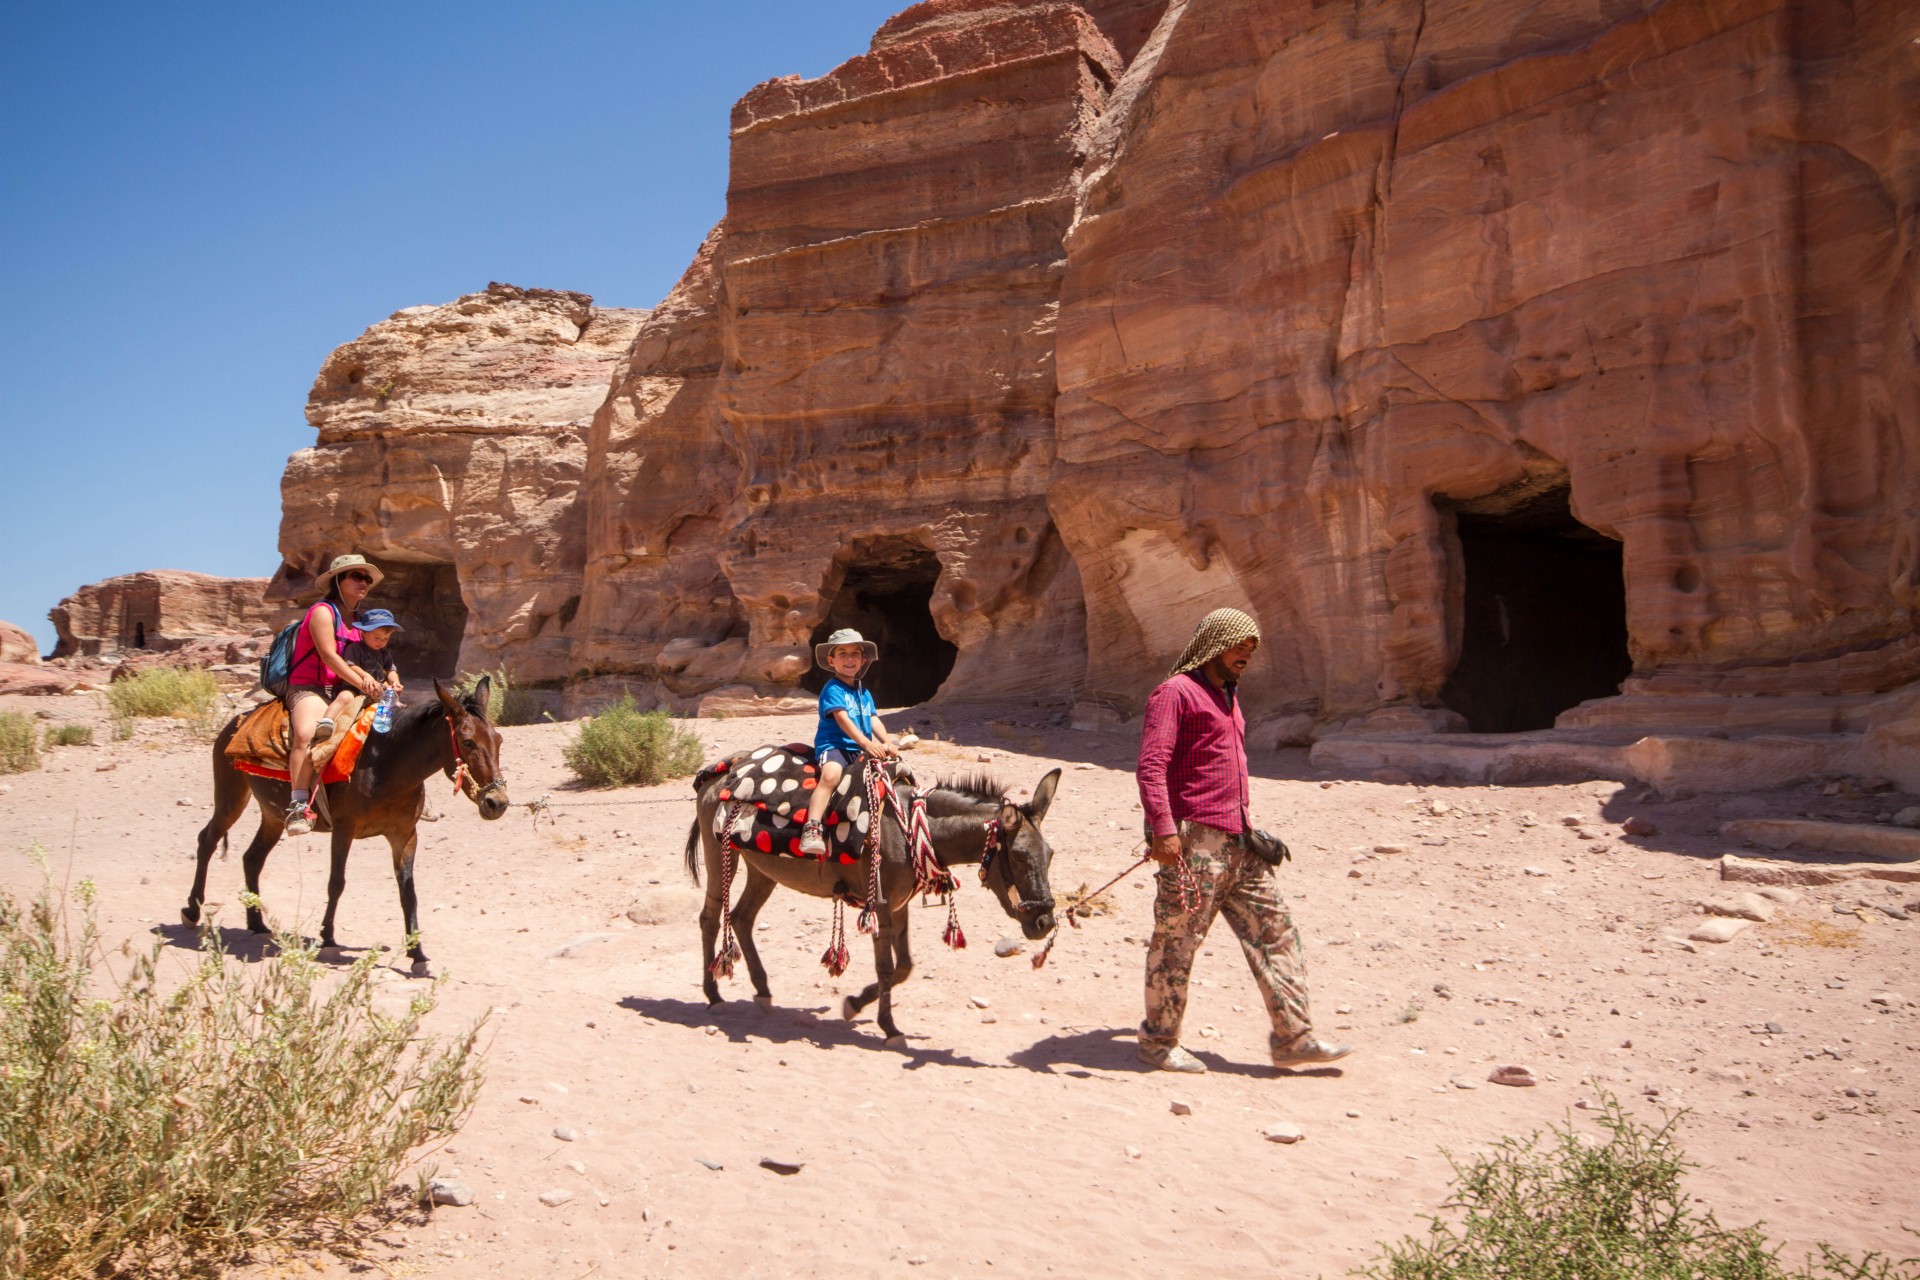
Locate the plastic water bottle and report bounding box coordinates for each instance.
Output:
[372,688,396,734]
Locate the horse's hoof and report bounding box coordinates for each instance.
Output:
[408,959,433,979]
[753,994,774,1011]
[179,908,199,928]
[884,1033,908,1049]
[840,996,858,1021]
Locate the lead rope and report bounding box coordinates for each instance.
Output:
[711,800,746,980]
[1030,850,1158,969]
[446,714,471,797]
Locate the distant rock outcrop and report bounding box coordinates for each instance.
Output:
[48,572,292,659]
[0,621,39,665]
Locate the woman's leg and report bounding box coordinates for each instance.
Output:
[286,690,325,832]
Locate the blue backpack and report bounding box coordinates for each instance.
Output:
[260,601,341,697]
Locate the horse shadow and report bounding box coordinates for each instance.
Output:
[1007,1024,1343,1079]
[147,920,386,969]
[617,995,997,1071]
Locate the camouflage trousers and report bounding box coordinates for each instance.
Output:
[1140,821,1313,1059]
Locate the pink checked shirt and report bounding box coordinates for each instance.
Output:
[1137,671,1249,838]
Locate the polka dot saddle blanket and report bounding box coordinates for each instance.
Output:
[700,744,901,865]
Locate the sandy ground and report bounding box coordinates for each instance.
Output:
[2,688,1917,1279]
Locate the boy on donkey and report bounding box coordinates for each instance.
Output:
[1135,607,1354,1074]
[798,628,899,856]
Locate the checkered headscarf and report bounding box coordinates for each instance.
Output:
[1168,608,1262,677]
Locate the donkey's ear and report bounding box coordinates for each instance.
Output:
[465,674,493,721]
[997,799,1023,833]
[1025,768,1062,825]
[434,680,463,717]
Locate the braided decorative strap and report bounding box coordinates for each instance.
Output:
[710,800,746,979]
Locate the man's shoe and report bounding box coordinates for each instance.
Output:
[1138,1044,1208,1074]
[284,801,312,837]
[1272,1036,1354,1069]
[798,822,827,856]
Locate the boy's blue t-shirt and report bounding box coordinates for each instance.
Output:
[814,677,877,754]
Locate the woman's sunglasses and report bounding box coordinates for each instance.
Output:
[343,571,375,585]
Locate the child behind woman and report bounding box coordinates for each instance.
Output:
[313,608,405,744]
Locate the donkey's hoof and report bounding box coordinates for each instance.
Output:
[753,994,774,1011]
[883,1033,908,1049]
[840,996,859,1021]
[408,959,433,979]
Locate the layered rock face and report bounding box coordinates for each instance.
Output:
[1051,0,1919,733]
[48,572,292,658]
[574,0,1162,711]
[273,284,646,682]
[0,622,38,665]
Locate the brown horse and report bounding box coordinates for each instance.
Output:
[686,762,1061,1044]
[181,678,508,975]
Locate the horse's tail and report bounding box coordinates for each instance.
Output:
[684,819,702,886]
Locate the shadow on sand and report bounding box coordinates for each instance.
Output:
[617,994,999,1071]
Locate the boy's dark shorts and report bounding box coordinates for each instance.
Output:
[816,746,857,771]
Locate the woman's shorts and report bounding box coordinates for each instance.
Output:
[816,746,857,771]
[287,684,334,707]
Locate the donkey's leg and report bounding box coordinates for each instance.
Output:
[183,766,252,928]
[697,832,728,1007]
[318,825,354,951]
[728,868,778,1007]
[388,830,430,976]
[844,907,916,1021]
[871,897,907,1045]
[239,807,286,936]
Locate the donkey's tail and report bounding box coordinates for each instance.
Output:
[684,820,703,886]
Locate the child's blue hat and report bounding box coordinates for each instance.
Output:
[356,608,404,632]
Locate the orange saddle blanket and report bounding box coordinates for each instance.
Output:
[226,700,375,785]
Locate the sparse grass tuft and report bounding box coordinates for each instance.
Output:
[1060,882,1114,917]
[0,855,487,1278]
[1396,998,1423,1024]
[1355,1093,1920,1280]
[1780,919,1862,949]
[104,667,220,732]
[0,712,38,774]
[455,666,545,727]
[561,693,703,788]
[43,723,93,748]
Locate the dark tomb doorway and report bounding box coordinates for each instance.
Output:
[1438,488,1631,733]
[364,560,470,681]
[803,542,958,708]
[133,622,146,649]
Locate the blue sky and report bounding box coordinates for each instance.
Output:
[0,1,905,653]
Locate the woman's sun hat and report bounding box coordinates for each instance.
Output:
[313,553,385,595]
[814,627,879,671]
[355,608,404,632]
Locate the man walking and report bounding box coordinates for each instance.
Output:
[1135,607,1352,1074]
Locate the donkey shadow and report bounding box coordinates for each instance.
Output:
[617,995,997,1071]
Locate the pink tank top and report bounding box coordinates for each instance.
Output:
[289,601,360,689]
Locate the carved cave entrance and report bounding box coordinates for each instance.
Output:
[802,542,957,708]
[1438,488,1631,733]
[367,560,469,681]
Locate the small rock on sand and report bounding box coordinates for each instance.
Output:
[428,1179,474,1207]
[759,1157,804,1175]
[552,1126,576,1142]
[1263,1122,1305,1144]
[1170,1099,1193,1116]
[969,994,991,1009]
[1688,917,1753,943]
[993,936,1025,958]
[538,1189,574,1207]
[1488,1065,1536,1087]
[1699,892,1774,922]
[1622,815,1658,836]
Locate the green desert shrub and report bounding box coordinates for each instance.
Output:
[455,666,544,727]
[0,861,487,1279]
[42,723,92,748]
[562,693,703,788]
[104,667,220,724]
[1355,1094,1919,1280]
[0,714,37,774]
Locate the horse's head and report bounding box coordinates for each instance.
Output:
[978,768,1062,939]
[434,677,509,821]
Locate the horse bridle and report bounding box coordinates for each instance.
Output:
[443,711,505,805]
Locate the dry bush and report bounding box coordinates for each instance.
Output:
[562,694,703,788]
[104,668,220,733]
[0,860,486,1278]
[455,666,544,727]
[0,714,37,775]
[42,724,92,748]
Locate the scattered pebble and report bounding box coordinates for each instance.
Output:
[428,1179,474,1207]
[1451,1078,1479,1090]
[1373,844,1409,855]
[969,995,991,1009]
[176,797,192,807]
[1263,1122,1306,1144]
[696,1158,723,1171]
[1523,867,1548,877]
[1124,1145,1143,1161]
[537,1189,574,1207]
[994,936,1025,958]
[552,1126,576,1142]
[1621,815,1658,836]
[1488,1065,1537,1087]
[759,1157,804,1175]
[1170,1099,1193,1116]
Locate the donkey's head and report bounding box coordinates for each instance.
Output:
[434,677,509,821]
[974,768,1061,940]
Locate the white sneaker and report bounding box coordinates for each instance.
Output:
[284,801,312,837]
[799,822,827,856]
[1139,1044,1208,1074]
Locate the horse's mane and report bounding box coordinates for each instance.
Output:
[923,773,1009,815]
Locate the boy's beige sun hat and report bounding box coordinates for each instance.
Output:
[313,553,385,595]
[814,627,879,671]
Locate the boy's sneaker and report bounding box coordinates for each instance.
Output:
[284,801,312,837]
[799,822,827,856]
[311,718,335,745]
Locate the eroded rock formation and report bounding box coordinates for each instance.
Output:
[272,284,646,683]
[48,572,292,658]
[0,622,39,665]
[274,0,1918,769]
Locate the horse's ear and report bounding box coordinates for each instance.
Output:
[434,680,463,719]
[1024,768,1062,825]
[466,674,493,721]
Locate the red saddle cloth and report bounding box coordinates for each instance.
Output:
[702,744,887,866]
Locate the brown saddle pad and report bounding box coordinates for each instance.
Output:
[703,744,893,866]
